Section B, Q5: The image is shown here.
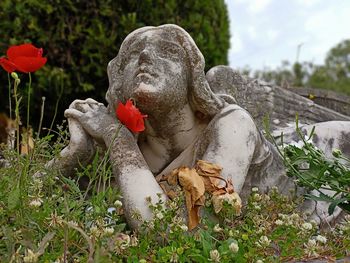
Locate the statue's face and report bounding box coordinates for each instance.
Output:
[118,30,189,114]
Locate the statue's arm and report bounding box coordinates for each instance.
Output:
[202,106,260,193]
[101,124,167,230]
[64,98,167,230]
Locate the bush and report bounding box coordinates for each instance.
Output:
[0,0,230,131]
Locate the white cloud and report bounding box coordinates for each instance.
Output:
[295,0,320,8]
[266,29,279,42]
[230,33,243,54]
[248,0,272,14]
[247,25,257,40]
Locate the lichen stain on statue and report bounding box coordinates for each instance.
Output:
[48,24,350,231]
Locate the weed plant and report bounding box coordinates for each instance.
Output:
[0,125,349,262]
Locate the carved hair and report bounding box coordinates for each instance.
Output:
[106,24,232,117]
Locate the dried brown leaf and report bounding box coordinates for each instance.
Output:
[178,167,205,230]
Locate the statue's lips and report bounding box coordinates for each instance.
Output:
[134,68,158,79]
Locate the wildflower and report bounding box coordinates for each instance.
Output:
[256,236,271,248]
[252,187,259,192]
[29,198,42,208]
[114,200,123,207]
[301,222,313,231]
[116,99,147,132]
[89,225,100,237]
[156,212,164,220]
[275,219,283,226]
[0,43,47,73]
[23,249,39,263]
[213,224,223,233]
[103,227,114,235]
[316,235,327,244]
[252,193,262,201]
[304,239,319,257]
[256,260,263,263]
[47,211,63,227]
[180,224,188,232]
[209,249,221,262]
[229,242,239,253]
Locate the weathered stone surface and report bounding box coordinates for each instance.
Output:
[46,24,350,231]
[206,66,350,130]
[291,86,350,117]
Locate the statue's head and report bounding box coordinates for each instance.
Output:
[106,24,226,118]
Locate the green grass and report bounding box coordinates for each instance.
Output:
[0,128,349,263]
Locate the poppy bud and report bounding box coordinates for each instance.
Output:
[15,78,21,85]
[11,72,19,80]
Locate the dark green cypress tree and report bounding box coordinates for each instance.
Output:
[0,0,230,130]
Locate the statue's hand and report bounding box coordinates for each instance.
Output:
[64,98,117,145]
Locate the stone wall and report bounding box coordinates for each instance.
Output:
[290,87,350,116]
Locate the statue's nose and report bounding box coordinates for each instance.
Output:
[138,49,152,65]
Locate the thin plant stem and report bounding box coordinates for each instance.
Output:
[7,73,12,120]
[13,79,21,154]
[37,97,46,140]
[27,72,32,132]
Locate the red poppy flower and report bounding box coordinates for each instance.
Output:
[116,99,147,132]
[0,43,47,73]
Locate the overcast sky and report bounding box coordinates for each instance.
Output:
[225,0,350,70]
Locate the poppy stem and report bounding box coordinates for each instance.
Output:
[27,72,32,135]
[7,73,12,120]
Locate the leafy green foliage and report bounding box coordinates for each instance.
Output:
[264,115,350,215]
[0,128,350,261]
[0,0,230,130]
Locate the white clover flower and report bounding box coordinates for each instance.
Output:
[229,242,239,253]
[275,219,283,226]
[256,260,263,263]
[301,222,313,231]
[290,213,300,220]
[304,239,319,257]
[256,226,265,234]
[103,227,114,235]
[256,236,271,248]
[29,198,43,208]
[90,225,100,236]
[209,249,221,263]
[156,212,164,220]
[252,187,259,192]
[180,224,188,232]
[213,224,223,233]
[23,249,39,263]
[316,235,327,244]
[253,193,262,201]
[114,200,123,207]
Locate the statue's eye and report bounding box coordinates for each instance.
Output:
[129,49,140,58]
[160,45,181,60]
